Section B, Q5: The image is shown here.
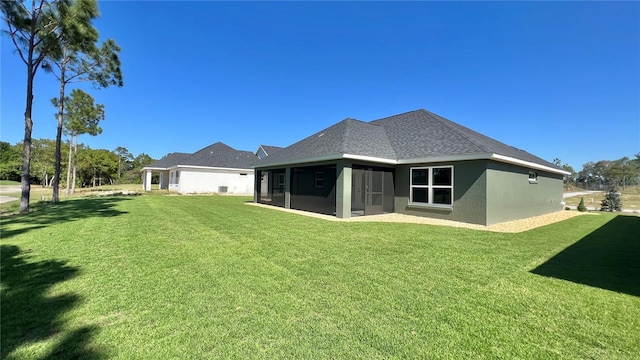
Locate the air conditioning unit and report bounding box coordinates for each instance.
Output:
[218,186,228,193]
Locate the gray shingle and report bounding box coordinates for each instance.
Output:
[372,109,559,168]
[145,152,191,169]
[180,142,257,169]
[259,145,284,156]
[254,109,562,171]
[254,119,396,166]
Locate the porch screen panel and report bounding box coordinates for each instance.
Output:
[258,169,286,208]
[383,170,395,213]
[290,165,336,215]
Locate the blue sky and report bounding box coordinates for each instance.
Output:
[1,1,639,171]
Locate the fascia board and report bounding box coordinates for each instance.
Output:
[250,152,570,176]
[490,154,571,175]
[251,153,397,168]
[169,165,254,172]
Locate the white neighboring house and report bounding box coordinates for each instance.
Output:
[141,142,258,194]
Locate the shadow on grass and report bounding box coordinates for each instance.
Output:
[531,215,640,297]
[1,245,106,359]
[0,196,130,239]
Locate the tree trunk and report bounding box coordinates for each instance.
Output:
[52,54,67,203]
[71,135,78,194]
[20,17,37,214]
[66,138,73,195]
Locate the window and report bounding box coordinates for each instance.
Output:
[529,171,538,183]
[410,166,453,206]
[315,172,324,188]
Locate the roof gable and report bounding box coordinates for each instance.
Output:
[180,142,257,169]
[372,109,558,168]
[254,119,396,165]
[259,145,284,156]
[144,152,191,169]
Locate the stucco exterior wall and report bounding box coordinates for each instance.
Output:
[395,160,488,225]
[174,167,254,194]
[485,162,563,225]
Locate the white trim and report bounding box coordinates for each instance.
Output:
[398,153,493,165]
[256,145,269,159]
[409,165,454,207]
[342,153,397,165]
[490,154,571,175]
[400,153,569,175]
[251,154,345,168]
[251,153,397,168]
[252,152,570,176]
[168,165,254,172]
[140,167,170,171]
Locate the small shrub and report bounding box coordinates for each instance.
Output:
[600,187,622,212]
[577,197,587,212]
[565,206,571,211]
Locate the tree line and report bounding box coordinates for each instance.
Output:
[554,155,640,190]
[1,140,155,187]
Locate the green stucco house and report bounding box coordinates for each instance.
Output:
[251,109,569,226]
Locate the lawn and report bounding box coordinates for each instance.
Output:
[564,186,640,212]
[0,180,21,186]
[1,195,639,359]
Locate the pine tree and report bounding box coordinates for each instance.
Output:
[600,187,622,212]
[577,197,587,212]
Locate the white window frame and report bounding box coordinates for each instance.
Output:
[409,166,454,207]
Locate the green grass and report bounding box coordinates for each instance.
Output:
[2,195,639,359]
[564,186,640,211]
[0,180,21,185]
[0,183,150,215]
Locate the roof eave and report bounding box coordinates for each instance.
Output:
[140,166,169,172]
[169,164,254,172]
[253,152,569,175]
[490,154,571,175]
[399,153,570,175]
[251,153,397,168]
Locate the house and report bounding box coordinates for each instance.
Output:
[251,109,570,225]
[142,142,257,194]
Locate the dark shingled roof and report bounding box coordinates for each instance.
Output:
[145,152,191,169]
[253,109,562,171]
[143,143,256,170]
[255,119,396,165]
[179,142,257,169]
[371,109,559,168]
[259,145,284,156]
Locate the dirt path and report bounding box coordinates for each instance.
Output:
[0,186,20,204]
[563,190,602,199]
[0,196,18,204]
